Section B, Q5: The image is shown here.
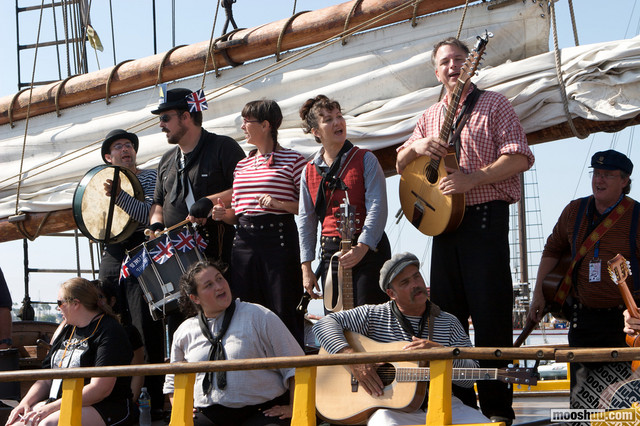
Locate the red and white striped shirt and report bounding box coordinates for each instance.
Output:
[232,148,306,215]
[399,89,534,206]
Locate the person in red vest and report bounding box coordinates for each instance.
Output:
[297,94,391,309]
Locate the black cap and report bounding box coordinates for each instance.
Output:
[151,88,193,114]
[590,149,633,175]
[101,129,139,164]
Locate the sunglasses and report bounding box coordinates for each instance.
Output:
[56,299,66,307]
[159,112,180,123]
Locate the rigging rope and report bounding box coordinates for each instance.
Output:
[567,0,580,46]
[437,0,470,102]
[201,0,223,90]
[549,0,587,139]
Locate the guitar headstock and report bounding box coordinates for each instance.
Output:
[337,200,356,241]
[607,253,632,285]
[459,30,492,85]
[497,367,538,386]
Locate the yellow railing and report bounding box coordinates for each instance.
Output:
[1,346,639,426]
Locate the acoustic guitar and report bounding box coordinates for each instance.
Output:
[324,200,356,312]
[607,254,640,371]
[317,331,538,425]
[399,32,489,236]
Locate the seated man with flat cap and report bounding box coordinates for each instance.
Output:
[528,149,640,411]
[313,252,488,425]
[148,88,245,265]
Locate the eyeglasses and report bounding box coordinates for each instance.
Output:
[242,118,261,125]
[590,170,621,180]
[159,113,180,123]
[111,142,134,151]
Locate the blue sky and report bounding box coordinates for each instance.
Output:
[0,0,639,306]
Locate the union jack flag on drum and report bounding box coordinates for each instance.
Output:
[194,231,208,251]
[150,236,175,264]
[187,89,208,112]
[171,230,195,253]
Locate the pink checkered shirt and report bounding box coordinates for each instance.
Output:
[398,88,534,206]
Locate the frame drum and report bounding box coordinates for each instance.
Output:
[73,165,144,244]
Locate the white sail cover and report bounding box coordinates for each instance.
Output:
[2,0,621,220]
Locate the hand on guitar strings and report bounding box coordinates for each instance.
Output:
[440,167,475,195]
[412,136,449,160]
[340,347,385,397]
[338,244,369,269]
[623,309,640,335]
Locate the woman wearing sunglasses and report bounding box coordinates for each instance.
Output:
[6,278,135,426]
[212,100,306,347]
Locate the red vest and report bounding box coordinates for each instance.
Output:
[305,147,368,237]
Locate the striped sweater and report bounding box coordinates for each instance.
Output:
[115,168,156,227]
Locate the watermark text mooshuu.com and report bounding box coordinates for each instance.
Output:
[551,408,638,423]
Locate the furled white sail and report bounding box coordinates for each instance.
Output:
[2,0,616,222]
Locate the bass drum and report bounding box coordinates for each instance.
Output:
[73,165,144,244]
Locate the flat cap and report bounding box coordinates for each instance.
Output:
[590,149,633,175]
[379,252,420,292]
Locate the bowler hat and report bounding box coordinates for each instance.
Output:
[151,88,193,114]
[590,150,633,175]
[101,129,139,164]
[379,252,421,292]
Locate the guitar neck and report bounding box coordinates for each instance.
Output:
[340,239,354,310]
[396,367,497,382]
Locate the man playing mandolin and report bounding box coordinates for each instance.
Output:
[313,252,489,425]
[395,37,534,423]
[529,150,640,411]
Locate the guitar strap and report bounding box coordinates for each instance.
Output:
[313,141,356,221]
[553,196,634,307]
[324,252,343,312]
[390,300,441,340]
[450,85,484,160]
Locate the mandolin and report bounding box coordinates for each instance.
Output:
[607,254,640,371]
[399,32,489,236]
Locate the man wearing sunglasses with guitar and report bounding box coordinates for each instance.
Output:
[396,37,534,423]
[528,150,639,411]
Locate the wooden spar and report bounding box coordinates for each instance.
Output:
[0,0,470,126]
[2,113,640,243]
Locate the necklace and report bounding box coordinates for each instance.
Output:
[57,314,104,368]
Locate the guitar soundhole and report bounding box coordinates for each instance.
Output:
[425,164,438,184]
[376,363,396,387]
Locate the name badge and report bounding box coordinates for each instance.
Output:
[589,259,601,283]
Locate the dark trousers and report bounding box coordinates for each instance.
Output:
[319,232,391,307]
[194,392,290,426]
[230,214,304,347]
[430,201,514,419]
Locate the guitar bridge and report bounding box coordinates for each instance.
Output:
[350,374,359,392]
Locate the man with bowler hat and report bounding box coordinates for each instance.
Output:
[149,88,245,265]
[98,128,164,418]
[528,149,640,411]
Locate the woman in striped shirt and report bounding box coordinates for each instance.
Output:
[213,100,306,347]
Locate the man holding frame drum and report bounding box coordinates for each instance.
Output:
[98,128,165,419]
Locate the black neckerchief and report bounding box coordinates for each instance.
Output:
[198,300,236,393]
[170,132,206,204]
[391,300,431,339]
[313,140,354,219]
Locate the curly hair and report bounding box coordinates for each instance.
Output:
[178,260,229,317]
[299,94,341,143]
